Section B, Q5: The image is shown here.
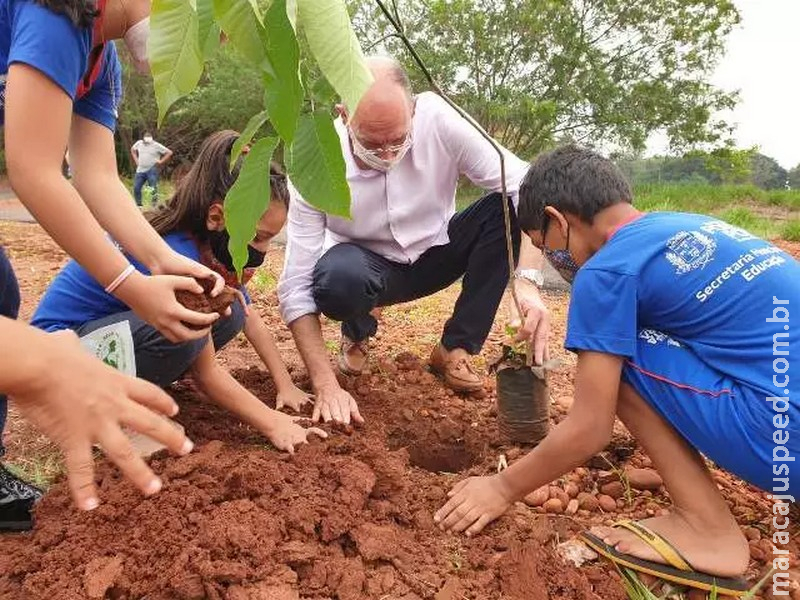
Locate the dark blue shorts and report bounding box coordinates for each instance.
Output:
[622,329,798,497]
[0,247,20,320]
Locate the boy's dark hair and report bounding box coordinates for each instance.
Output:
[34,0,98,29]
[147,130,289,240]
[518,145,633,232]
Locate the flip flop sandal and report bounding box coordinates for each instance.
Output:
[580,520,750,596]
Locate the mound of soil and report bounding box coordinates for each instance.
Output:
[0,351,792,599]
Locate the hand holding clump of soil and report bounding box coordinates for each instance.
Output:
[174,277,239,328]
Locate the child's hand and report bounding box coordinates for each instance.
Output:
[150,250,225,297]
[434,474,515,536]
[10,329,194,511]
[115,271,219,342]
[263,411,327,454]
[276,385,313,412]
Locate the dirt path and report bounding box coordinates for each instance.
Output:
[0,222,796,599]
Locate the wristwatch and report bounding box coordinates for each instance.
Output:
[514,268,544,287]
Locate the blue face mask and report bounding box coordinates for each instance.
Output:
[543,248,580,284]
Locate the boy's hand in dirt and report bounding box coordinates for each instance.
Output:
[276,385,313,412]
[263,411,328,454]
[312,383,365,425]
[5,325,194,511]
[434,475,515,536]
[114,271,219,342]
[512,285,551,365]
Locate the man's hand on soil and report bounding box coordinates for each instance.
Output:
[276,385,313,412]
[264,411,328,454]
[312,383,364,425]
[10,329,194,511]
[434,474,515,536]
[514,286,551,365]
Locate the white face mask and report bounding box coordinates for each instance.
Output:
[124,17,150,75]
[143,135,153,143]
[349,127,412,173]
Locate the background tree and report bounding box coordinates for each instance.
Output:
[789,164,800,190]
[351,0,740,159]
[749,152,788,190]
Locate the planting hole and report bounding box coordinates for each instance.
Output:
[399,440,476,474]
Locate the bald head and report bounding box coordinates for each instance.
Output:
[345,56,414,154]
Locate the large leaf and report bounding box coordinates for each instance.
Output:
[213,0,274,76]
[262,0,302,143]
[286,112,350,218]
[296,0,373,113]
[151,0,204,124]
[197,0,220,58]
[224,136,280,275]
[230,110,269,170]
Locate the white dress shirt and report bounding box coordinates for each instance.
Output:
[278,91,529,325]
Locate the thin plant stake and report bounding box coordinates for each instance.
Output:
[373,0,524,327]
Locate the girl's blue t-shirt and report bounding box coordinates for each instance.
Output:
[32,232,251,332]
[0,0,121,130]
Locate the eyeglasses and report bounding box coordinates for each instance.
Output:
[349,127,413,157]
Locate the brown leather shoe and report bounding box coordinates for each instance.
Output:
[338,336,369,376]
[429,344,483,392]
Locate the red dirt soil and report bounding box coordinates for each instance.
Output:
[0,224,797,599]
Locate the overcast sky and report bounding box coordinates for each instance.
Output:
[647,0,800,169]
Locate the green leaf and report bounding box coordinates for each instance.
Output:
[230,110,269,170]
[224,136,280,276]
[286,112,350,218]
[197,0,220,58]
[296,0,373,113]
[213,0,274,76]
[262,0,302,143]
[151,0,204,124]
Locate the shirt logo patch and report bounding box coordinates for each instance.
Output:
[665,230,716,275]
[638,329,682,347]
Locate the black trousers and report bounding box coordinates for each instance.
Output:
[312,192,521,355]
[0,247,21,457]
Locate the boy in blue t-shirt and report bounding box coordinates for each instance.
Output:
[435,146,798,595]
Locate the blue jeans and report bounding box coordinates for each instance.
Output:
[0,247,21,457]
[133,167,159,206]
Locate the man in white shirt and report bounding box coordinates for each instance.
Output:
[130,132,173,206]
[278,57,550,425]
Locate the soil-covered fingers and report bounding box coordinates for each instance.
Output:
[434,495,470,531]
[349,396,365,424]
[95,426,163,498]
[63,443,101,511]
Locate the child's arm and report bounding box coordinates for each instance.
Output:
[434,351,623,535]
[243,308,312,412]
[5,65,222,342]
[190,337,325,452]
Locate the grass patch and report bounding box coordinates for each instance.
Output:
[781,219,800,242]
[248,267,277,293]
[6,454,64,490]
[617,566,773,600]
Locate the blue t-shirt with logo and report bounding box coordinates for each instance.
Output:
[0,0,121,130]
[32,232,251,332]
[565,211,798,405]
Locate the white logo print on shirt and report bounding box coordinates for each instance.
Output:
[665,231,717,275]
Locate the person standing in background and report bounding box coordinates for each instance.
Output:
[131,132,172,206]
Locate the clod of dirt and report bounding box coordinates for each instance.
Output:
[83,555,124,599]
[175,277,238,328]
[624,467,663,490]
[406,440,476,474]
